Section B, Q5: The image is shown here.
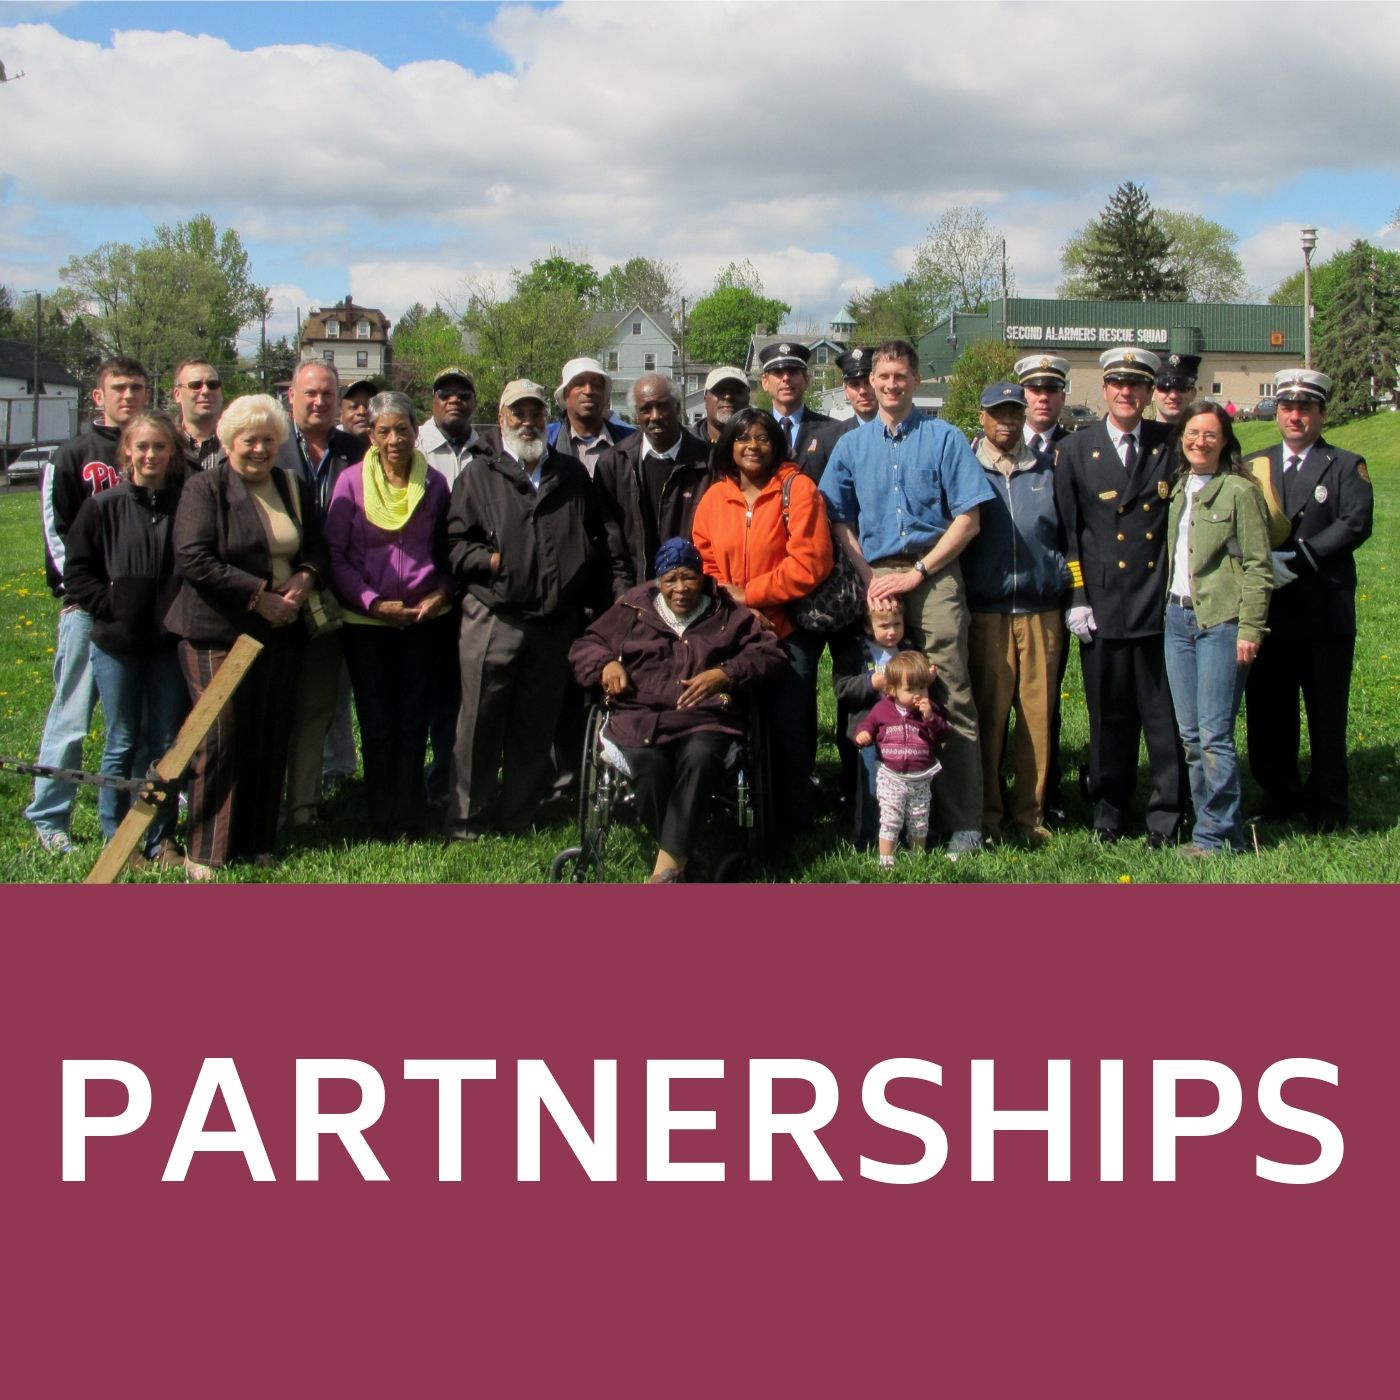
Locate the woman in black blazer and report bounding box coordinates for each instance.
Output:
[166,394,328,879]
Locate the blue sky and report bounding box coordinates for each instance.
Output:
[3,2,1398,350]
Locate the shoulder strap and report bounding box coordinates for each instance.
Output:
[779,469,792,534]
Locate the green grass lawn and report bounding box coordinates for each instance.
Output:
[1,416,1397,884]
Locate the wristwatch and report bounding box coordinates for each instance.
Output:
[913,559,929,577]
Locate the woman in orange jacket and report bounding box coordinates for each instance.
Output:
[691,407,833,831]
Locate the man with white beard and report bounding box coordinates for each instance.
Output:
[444,380,607,840]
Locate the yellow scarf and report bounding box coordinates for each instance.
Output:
[362,446,427,531]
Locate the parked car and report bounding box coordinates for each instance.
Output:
[4,445,57,486]
[1059,404,1098,432]
[1242,397,1277,423]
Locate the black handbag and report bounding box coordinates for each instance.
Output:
[779,472,865,633]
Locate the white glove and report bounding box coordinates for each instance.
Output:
[1270,550,1298,587]
[1066,605,1097,642]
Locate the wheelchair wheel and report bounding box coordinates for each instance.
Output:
[550,703,612,882]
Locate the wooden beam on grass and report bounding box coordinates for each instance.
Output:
[84,634,266,885]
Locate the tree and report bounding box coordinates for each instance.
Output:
[1314,239,1400,416]
[910,206,1012,314]
[514,251,601,306]
[253,336,299,391]
[459,277,601,415]
[845,279,932,343]
[1153,211,1245,301]
[941,339,1019,437]
[57,215,268,387]
[684,264,789,367]
[1058,182,1184,302]
[0,283,14,336]
[595,256,682,323]
[7,288,104,392]
[391,305,465,403]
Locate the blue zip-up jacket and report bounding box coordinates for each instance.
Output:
[961,440,1069,615]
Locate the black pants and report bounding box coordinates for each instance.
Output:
[1080,633,1186,837]
[617,730,731,860]
[450,595,577,835]
[343,618,447,839]
[425,608,461,805]
[1245,631,1355,828]
[760,628,818,833]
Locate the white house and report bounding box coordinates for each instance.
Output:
[0,338,80,448]
[299,295,392,380]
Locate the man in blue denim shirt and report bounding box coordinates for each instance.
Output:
[820,340,995,858]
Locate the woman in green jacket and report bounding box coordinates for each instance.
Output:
[1162,402,1274,856]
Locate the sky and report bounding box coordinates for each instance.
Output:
[2,0,1399,355]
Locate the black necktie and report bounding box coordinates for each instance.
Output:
[780,416,794,453]
[1032,434,1044,455]
[1122,433,1137,473]
[1284,454,1303,514]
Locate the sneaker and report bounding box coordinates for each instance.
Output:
[1177,843,1224,859]
[878,854,897,870]
[946,829,983,861]
[37,829,73,855]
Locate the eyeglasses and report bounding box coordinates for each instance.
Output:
[1181,431,1221,444]
[435,387,473,401]
[180,378,221,391]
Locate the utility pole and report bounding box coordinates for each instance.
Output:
[678,297,687,422]
[1000,238,1008,335]
[31,290,41,451]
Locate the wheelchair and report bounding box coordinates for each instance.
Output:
[549,698,771,882]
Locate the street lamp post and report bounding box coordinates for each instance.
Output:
[1301,226,1318,369]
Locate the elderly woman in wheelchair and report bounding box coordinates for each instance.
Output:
[567,538,786,882]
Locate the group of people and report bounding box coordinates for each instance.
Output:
[22,329,1373,880]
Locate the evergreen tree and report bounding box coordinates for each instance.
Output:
[1315,239,1400,416]
[1073,182,1184,302]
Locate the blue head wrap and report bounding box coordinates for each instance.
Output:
[653,537,703,577]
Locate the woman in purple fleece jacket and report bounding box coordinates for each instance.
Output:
[326,392,453,839]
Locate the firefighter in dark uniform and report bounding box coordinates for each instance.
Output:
[1153,352,1200,428]
[1244,368,1373,832]
[1016,353,1072,816]
[1017,353,1072,455]
[1054,347,1186,845]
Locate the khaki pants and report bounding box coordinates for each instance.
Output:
[871,560,980,835]
[967,609,1064,833]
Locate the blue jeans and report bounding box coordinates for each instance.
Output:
[1163,603,1247,851]
[25,606,98,837]
[88,643,189,854]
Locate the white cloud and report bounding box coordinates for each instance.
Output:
[5,3,1400,326]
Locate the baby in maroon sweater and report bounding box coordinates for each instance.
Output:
[854,651,950,869]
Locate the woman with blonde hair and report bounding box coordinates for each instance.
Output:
[165,394,327,878]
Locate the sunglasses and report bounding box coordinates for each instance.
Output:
[180,378,221,391]
[435,387,473,401]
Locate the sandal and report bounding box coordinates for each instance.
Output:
[184,858,218,883]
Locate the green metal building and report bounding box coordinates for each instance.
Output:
[919,298,1306,409]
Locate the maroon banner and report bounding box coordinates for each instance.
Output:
[3,886,1394,1396]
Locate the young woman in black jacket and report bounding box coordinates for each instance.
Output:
[63,410,188,868]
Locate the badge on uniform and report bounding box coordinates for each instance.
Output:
[1098,489,1118,501]
[1357,461,1371,484]
[806,440,819,453]
[1091,451,1100,459]
[1158,480,1170,499]
[1314,484,1328,504]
